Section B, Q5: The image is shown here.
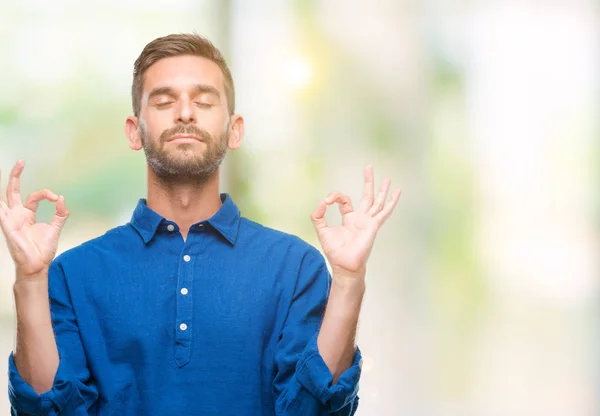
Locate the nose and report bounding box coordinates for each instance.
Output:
[175,98,196,124]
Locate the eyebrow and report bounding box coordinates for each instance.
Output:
[147,84,221,101]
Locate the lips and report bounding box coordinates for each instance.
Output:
[167,135,203,142]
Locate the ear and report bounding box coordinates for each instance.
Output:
[227,114,245,150]
[125,116,143,151]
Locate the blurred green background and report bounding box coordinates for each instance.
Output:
[1,1,599,415]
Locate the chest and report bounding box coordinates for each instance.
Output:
[75,249,290,366]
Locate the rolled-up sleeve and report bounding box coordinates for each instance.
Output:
[273,249,361,416]
[8,259,98,415]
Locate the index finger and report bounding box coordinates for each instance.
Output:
[7,160,25,209]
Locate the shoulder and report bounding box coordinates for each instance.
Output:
[238,217,327,271]
[240,217,321,252]
[52,224,135,267]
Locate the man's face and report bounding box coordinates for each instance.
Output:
[138,55,230,183]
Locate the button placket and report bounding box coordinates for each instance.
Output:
[175,249,194,367]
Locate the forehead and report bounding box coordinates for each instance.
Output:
[142,55,224,94]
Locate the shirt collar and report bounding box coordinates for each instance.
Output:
[130,193,241,245]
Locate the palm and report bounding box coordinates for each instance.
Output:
[3,209,60,270]
[311,166,400,277]
[0,161,69,278]
[316,212,378,273]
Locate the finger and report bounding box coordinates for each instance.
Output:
[375,188,402,225]
[368,178,391,216]
[310,199,328,232]
[50,195,69,230]
[24,189,59,212]
[7,160,25,209]
[358,165,374,213]
[325,192,354,216]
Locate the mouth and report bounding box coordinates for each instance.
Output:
[167,135,204,143]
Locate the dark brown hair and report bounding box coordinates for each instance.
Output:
[131,33,235,116]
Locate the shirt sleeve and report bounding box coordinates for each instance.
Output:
[8,259,99,415]
[273,249,362,416]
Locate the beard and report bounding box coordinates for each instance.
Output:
[140,122,229,186]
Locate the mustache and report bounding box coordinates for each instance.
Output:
[159,124,212,143]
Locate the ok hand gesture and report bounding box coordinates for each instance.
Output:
[311,165,401,279]
[0,160,69,279]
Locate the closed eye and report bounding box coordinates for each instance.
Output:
[155,101,175,108]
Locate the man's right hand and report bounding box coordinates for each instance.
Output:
[0,160,69,280]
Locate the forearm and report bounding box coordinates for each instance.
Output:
[317,273,365,384]
[13,274,60,394]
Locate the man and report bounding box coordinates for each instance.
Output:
[2,33,400,415]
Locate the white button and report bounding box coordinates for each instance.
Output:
[180,288,188,295]
[180,323,187,331]
[198,224,204,227]
[183,255,191,262]
[167,224,175,232]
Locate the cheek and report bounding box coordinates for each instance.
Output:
[205,112,229,136]
[143,112,172,139]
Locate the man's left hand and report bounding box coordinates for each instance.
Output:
[311,165,401,280]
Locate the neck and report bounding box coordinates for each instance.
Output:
[145,165,223,240]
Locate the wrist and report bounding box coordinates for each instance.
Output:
[331,266,366,289]
[13,274,49,296]
[15,265,49,280]
[331,275,366,293]
[328,275,365,312]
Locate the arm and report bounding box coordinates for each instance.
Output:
[2,160,98,414]
[273,251,362,416]
[313,165,400,382]
[0,160,64,395]
[13,276,59,395]
[317,276,364,385]
[9,260,99,415]
[274,165,400,415]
